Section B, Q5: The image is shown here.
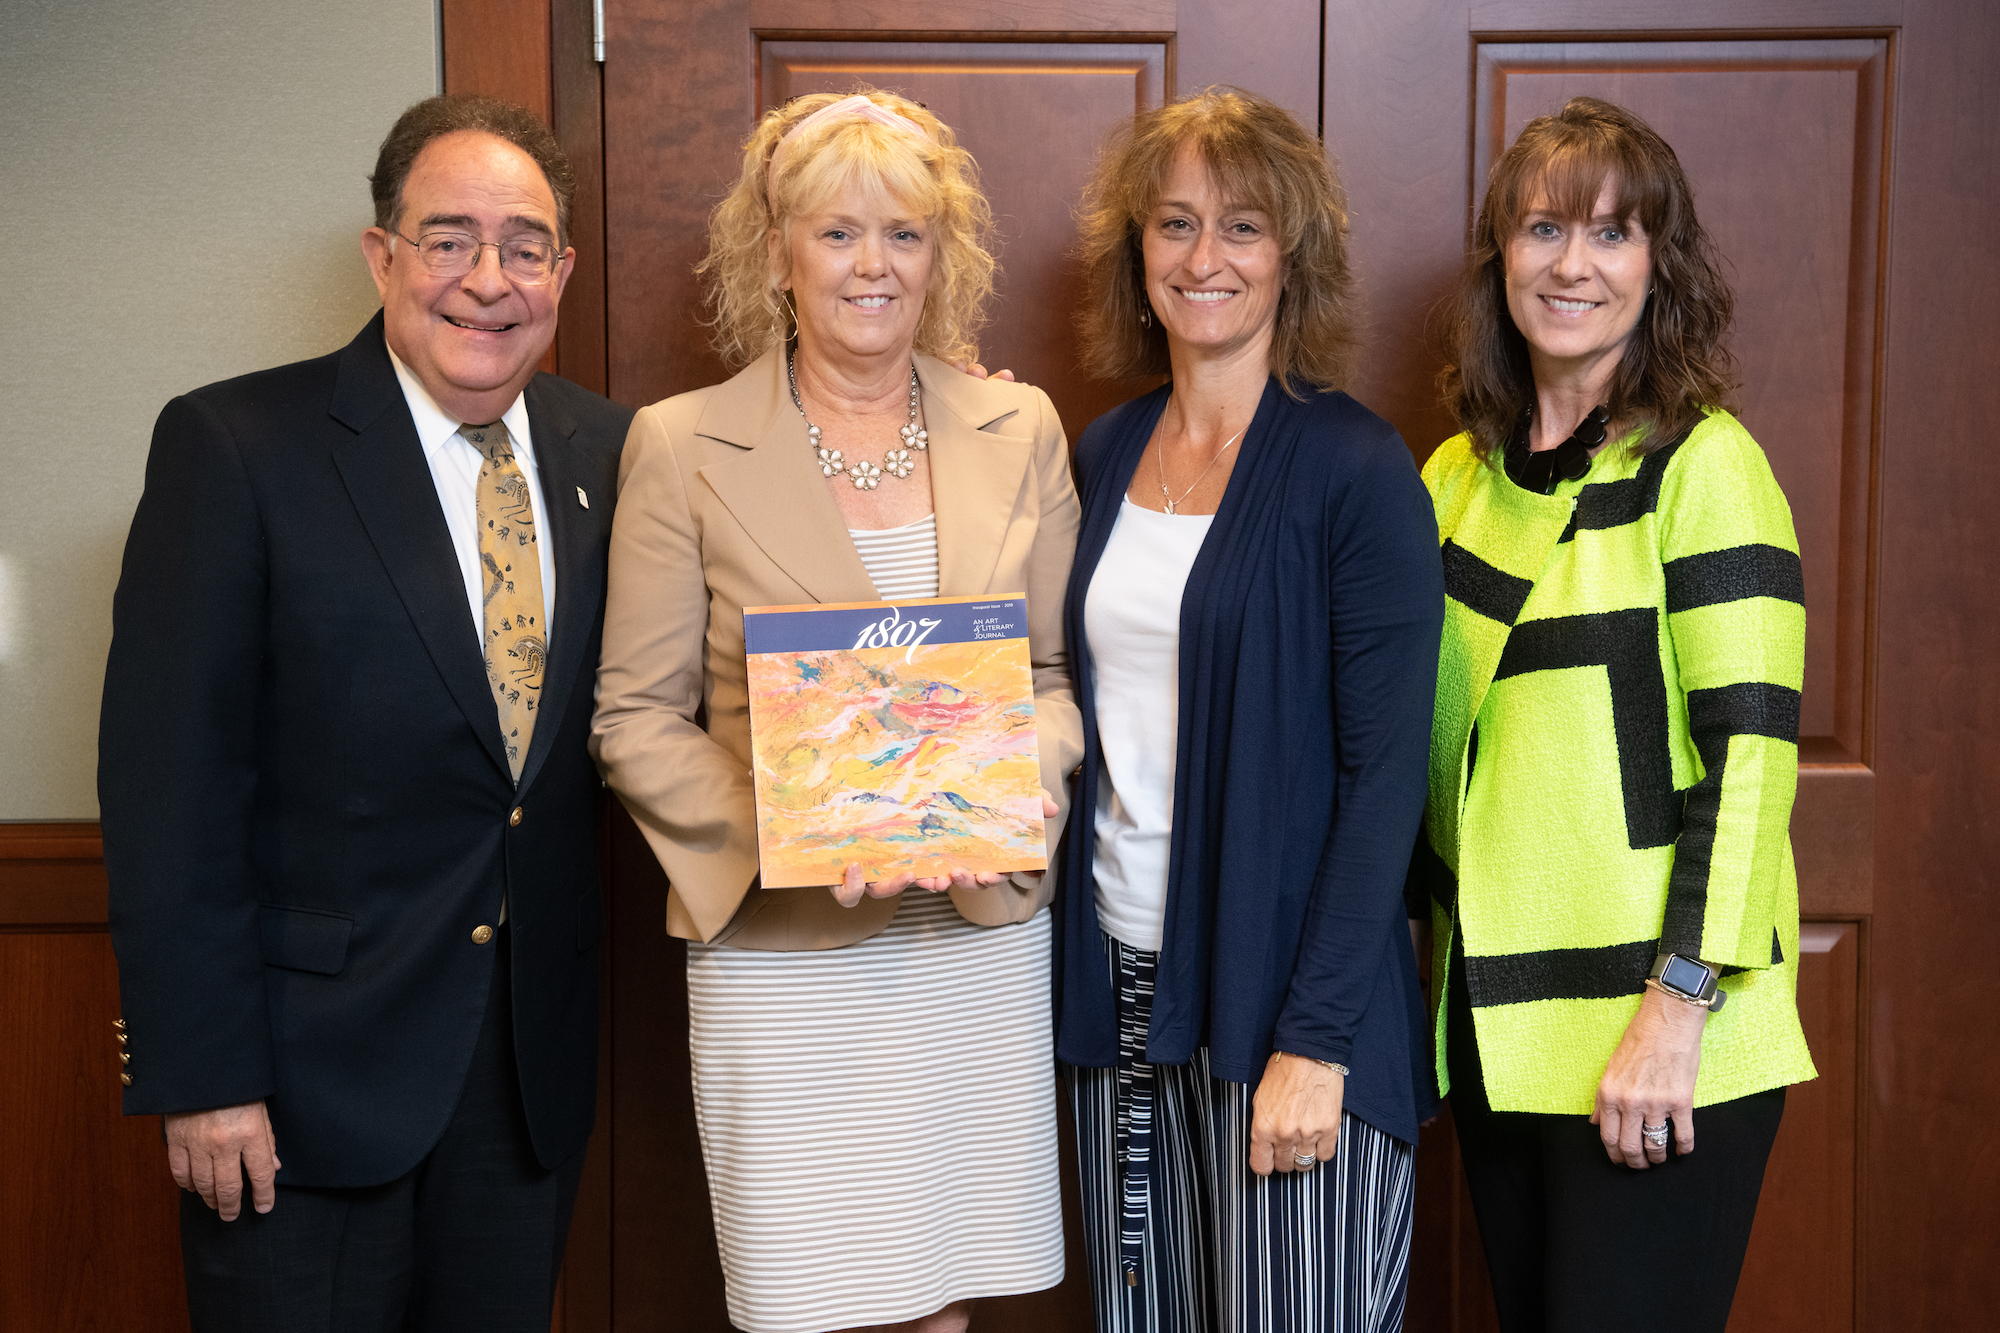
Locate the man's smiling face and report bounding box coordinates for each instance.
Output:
[363,130,573,423]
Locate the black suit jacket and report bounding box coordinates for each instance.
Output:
[100,313,632,1187]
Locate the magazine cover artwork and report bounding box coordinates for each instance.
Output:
[742,594,1047,888]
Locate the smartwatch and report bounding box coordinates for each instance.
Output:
[1648,952,1728,1012]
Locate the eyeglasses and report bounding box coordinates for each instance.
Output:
[392,229,565,284]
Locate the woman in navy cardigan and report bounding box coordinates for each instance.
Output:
[1055,89,1445,1332]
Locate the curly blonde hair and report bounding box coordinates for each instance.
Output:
[698,89,996,369]
[1075,87,1359,397]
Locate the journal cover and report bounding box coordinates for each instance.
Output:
[742,594,1048,889]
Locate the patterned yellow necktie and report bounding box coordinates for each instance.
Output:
[463,421,546,782]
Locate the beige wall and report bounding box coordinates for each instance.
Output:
[0,0,439,818]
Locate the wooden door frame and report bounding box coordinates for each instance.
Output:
[437,7,614,1328]
[440,0,613,400]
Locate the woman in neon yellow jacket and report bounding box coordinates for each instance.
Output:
[1414,97,1816,1332]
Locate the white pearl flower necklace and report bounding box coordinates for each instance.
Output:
[787,351,927,490]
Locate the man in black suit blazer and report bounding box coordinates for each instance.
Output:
[100,95,632,1330]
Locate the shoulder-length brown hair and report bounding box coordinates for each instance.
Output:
[1441,96,1737,461]
[1074,87,1358,398]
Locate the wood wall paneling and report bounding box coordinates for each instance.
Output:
[552,0,612,397]
[440,0,611,397]
[1865,0,2000,1324]
[442,0,555,122]
[0,822,108,927]
[603,0,745,409]
[601,805,729,1331]
[1,825,188,1333]
[748,0,1176,34]
[1730,921,1861,1332]
[1321,0,1474,464]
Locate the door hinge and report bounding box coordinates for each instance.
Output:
[593,0,605,62]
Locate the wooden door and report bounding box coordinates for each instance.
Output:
[1321,2,2000,1330]
[571,1,2000,1330]
[590,3,1319,1328]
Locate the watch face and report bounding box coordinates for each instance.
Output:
[1661,954,1711,996]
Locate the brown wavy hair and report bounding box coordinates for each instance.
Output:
[1440,96,1737,461]
[1075,87,1358,398]
[697,89,995,369]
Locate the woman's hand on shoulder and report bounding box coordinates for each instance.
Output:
[1249,1052,1346,1177]
[947,359,1017,383]
[1592,985,1708,1169]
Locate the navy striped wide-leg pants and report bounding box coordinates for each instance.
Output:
[1062,935,1415,1333]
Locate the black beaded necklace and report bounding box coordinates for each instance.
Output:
[1505,403,1609,495]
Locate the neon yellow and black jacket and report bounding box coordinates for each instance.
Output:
[1418,408,1816,1114]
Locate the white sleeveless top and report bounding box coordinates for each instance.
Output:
[1083,497,1213,950]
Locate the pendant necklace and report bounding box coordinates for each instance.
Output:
[1157,424,1245,514]
[1506,403,1609,496]
[787,350,927,491]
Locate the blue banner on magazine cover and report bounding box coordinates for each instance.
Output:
[744,595,1029,656]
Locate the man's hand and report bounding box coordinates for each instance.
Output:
[165,1100,281,1220]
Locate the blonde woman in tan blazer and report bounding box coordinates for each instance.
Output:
[591,91,1082,1333]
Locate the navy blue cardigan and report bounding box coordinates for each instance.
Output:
[1053,379,1445,1143]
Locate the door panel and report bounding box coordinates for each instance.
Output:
[1332,8,1892,1328]
[1731,921,1861,1332]
[1472,37,1888,909]
[582,1,2000,1327]
[1327,1,2000,1330]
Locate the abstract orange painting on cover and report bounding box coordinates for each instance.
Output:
[743,594,1048,888]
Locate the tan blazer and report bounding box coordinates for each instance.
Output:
[592,349,1085,950]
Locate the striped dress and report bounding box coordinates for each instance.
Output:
[685,511,1065,1333]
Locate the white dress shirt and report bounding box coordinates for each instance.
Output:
[1083,497,1214,951]
[387,348,557,640]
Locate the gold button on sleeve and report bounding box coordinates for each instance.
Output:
[509,806,523,827]
[471,924,494,945]
[120,1073,132,1086]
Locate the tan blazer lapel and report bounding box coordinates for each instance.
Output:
[917,355,1036,597]
[691,350,877,605]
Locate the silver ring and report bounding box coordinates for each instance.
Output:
[1292,1151,1317,1167]
[1641,1122,1670,1148]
